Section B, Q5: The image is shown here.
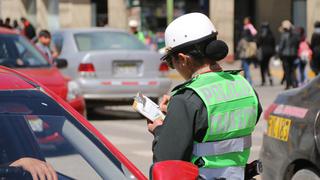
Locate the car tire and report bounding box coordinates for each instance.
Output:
[291,168,320,180]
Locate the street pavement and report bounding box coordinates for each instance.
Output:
[90,58,296,177]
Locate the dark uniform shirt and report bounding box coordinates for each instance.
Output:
[152,73,263,162]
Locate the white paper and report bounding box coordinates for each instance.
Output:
[132,92,165,121]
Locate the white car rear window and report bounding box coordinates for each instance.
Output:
[74,31,147,51]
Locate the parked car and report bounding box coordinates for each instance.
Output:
[0,27,85,116]
[260,75,320,180]
[0,65,198,180]
[52,28,172,112]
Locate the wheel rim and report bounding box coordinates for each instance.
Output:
[291,169,320,180]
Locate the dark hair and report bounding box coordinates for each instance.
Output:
[5,17,10,23]
[242,29,254,41]
[38,30,51,38]
[172,36,228,64]
[13,20,19,28]
[315,21,320,28]
[20,17,26,22]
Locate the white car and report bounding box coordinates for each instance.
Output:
[52,28,172,112]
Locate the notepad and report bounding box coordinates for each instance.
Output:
[132,92,165,121]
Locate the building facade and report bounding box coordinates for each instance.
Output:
[1,0,319,57]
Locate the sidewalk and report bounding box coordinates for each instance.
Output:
[167,59,316,86]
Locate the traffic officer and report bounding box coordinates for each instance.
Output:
[147,13,262,180]
[128,19,146,44]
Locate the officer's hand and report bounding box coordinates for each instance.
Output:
[147,118,163,134]
[10,157,58,180]
[159,95,171,113]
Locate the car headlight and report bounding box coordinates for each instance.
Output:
[67,81,81,101]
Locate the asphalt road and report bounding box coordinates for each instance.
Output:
[89,59,287,177]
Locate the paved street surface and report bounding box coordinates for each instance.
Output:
[90,59,292,177]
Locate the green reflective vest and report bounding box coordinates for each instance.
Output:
[135,31,146,44]
[175,71,258,169]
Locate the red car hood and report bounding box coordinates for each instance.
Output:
[17,67,68,99]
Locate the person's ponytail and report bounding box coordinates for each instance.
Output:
[205,40,229,61]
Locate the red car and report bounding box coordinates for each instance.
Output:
[0,65,198,179]
[0,27,85,116]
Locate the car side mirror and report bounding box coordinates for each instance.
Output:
[54,58,68,69]
[151,160,198,180]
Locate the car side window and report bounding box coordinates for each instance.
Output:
[0,115,45,165]
[26,115,102,180]
[52,33,64,54]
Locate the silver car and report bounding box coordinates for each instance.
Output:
[52,28,171,111]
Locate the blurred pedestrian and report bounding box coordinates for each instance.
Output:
[4,17,12,29]
[311,21,320,75]
[12,19,22,33]
[0,18,4,27]
[36,30,56,62]
[20,17,36,40]
[257,22,275,86]
[243,17,257,36]
[128,19,146,44]
[278,20,300,89]
[237,29,258,85]
[297,27,312,85]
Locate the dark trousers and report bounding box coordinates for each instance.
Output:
[260,55,273,85]
[282,56,298,89]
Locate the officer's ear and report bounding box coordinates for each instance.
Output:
[177,53,191,66]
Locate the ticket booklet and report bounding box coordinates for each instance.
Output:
[132,92,165,121]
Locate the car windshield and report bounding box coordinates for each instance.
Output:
[0,34,50,68]
[74,31,148,51]
[0,90,133,180]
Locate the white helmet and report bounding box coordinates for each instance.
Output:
[161,13,217,60]
[128,19,138,27]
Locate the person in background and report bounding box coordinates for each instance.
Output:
[311,21,320,75]
[3,18,12,29]
[21,17,36,40]
[297,27,312,85]
[0,18,4,27]
[36,30,57,62]
[243,17,257,36]
[256,22,275,86]
[278,20,300,89]
[237,29,258,85]
[128,19,146,44]
[12,19,22,33]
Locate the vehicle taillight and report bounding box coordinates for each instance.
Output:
[159,62,169,76]
[78,63,95,72]
[78,63,96,77]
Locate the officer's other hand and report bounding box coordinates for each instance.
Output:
[159,95,171,113]
[10,157,58,180]
[147,118,163,134]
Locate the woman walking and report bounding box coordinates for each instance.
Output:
[257,22,275,86]
[278,20,300,89]
[237,29,257,85]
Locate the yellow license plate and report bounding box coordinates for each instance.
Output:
[267,115,291,141]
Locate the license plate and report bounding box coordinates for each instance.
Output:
[267,115,291,141]
[113,61,140,76]
[29,119,44,132]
